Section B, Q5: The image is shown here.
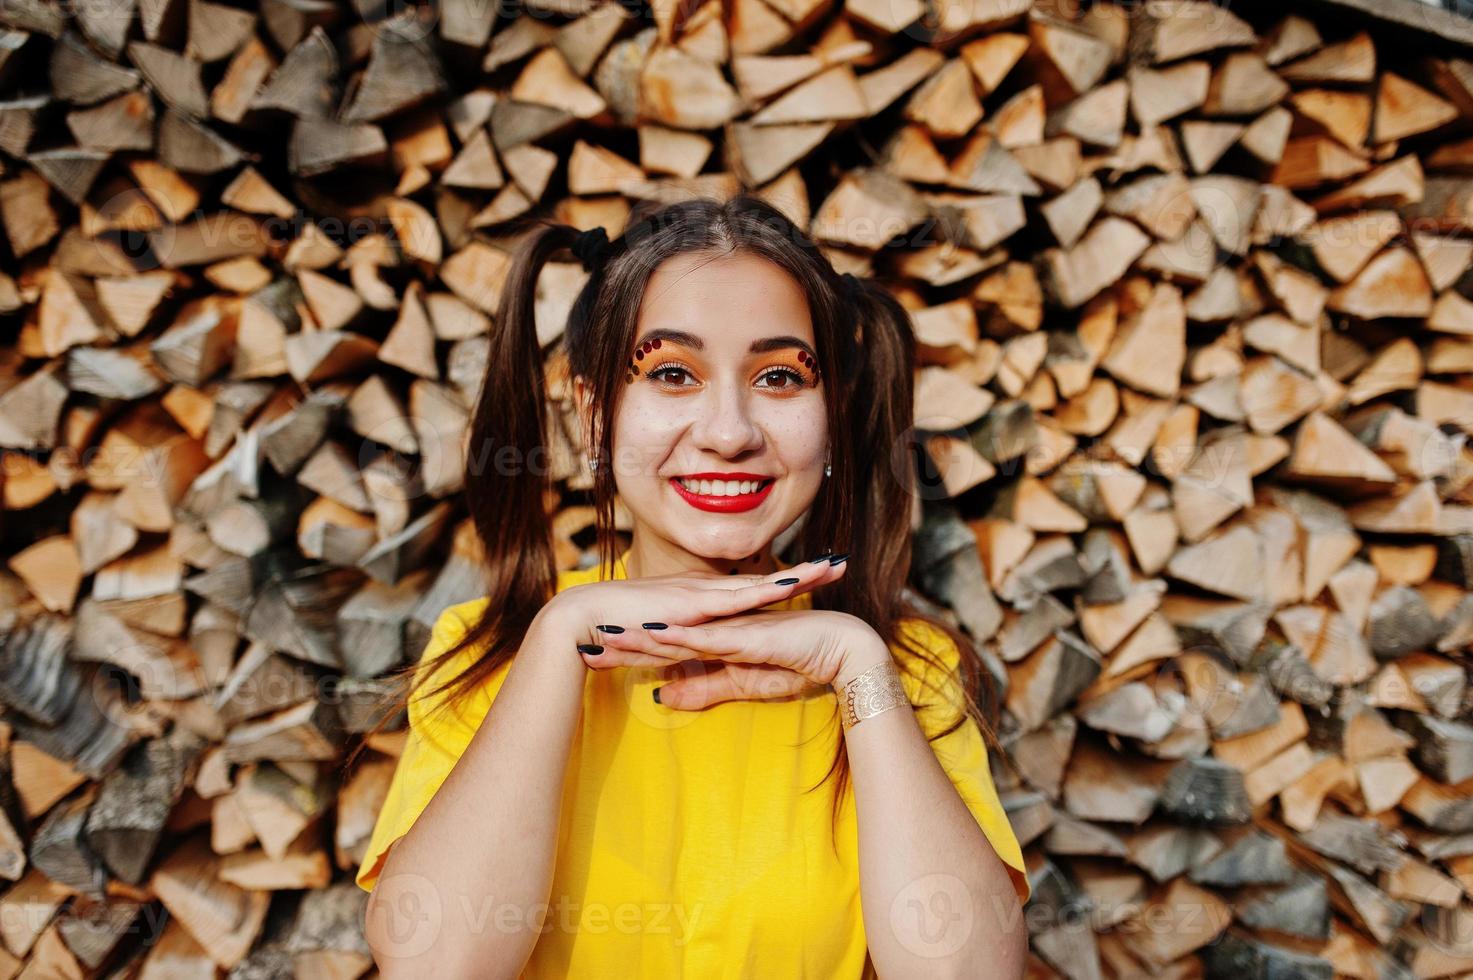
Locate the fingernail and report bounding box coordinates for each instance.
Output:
[595,624,624,633]
[827,552,849,565]
[642,622,667,630]
[775,577,799,585]
[577,643,604,655]
[807,552,833,563]
[652,687,663,704]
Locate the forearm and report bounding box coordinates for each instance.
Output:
[366,608,588,978]
[838,640,1026,980]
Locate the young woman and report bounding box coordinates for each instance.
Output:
[356,195,1030,978]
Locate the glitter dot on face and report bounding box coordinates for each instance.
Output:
[651,338,661,349]
[635,349,644,360]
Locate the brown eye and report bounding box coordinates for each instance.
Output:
[648,363,695,386]
[756,366,806,390]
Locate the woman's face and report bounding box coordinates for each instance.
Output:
[590,250,828,563]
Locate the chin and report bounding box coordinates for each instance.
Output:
[680,530,773,560]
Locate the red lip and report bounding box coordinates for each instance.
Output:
[669,475,775,513]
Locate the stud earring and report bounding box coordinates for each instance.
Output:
[824,458,832,478]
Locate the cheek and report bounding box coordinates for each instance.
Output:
[610,392,689,473]
[756,402,828,466]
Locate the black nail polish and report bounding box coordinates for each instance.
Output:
[807,552,833,563]
[827,552,849,565]
[642,622,668,630]
[596,624,624,633]
[652,687,663,704]
[775,576,799,585]
[577,643,604,655]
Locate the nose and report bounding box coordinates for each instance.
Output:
[689,376,763,458]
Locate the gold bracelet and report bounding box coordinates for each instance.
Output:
[838,660,908,730]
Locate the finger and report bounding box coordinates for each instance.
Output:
[682,556,843,592]
[638,620,765,665]
[596,625,714,663]
[656,664,817,710]
[576,642,682,670]
[685,566,841,621]
[654,664,746,710]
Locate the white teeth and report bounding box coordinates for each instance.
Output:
[678,478,766,496]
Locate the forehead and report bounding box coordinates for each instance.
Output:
[636,250,814,347]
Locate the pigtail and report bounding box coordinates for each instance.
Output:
[807,271,1002,847]
[843,274,918,588]
[849,275,1001,746]
[348,222,587,763]
[421,222,591,704]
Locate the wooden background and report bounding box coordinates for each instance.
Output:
[3,0,1473,974]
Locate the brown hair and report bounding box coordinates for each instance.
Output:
[364,193,998,843]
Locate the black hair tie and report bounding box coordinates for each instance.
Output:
[841,271,862,294]
[572,225,610,271]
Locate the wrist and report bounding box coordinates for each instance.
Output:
[535,585,600,638]
[527,595,599,675]
[830,631,893,690]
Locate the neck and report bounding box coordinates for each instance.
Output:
[621,535,780,579]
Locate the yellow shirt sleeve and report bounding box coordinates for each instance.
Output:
[356,600,503,893]
[894,619,1031,907]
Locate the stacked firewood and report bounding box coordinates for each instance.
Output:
[3,0,1473,972]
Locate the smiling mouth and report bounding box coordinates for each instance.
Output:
[668,476,776,513]
[672,477,775,496]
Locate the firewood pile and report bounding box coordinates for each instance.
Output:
[4,0,1473,972]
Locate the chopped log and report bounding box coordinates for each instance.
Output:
[150,836,269,968]
[1158,758,1251,825]
[221,701,343,764]
[1191,830,1295,887]
[1201,932,1333,979]
[56,898,143,970]
[84,729,203,883]
[30,793,107,899]
[1039,218,1150,309]
[1396,712,1473,785]
[341,13,445,124]
[1299,813,1405,875]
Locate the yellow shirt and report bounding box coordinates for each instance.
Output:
[357,550,1028,976]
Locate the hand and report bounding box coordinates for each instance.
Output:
[584,604,892,711]
[544,553,849,646]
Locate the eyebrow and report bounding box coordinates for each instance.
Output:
[633,328,817,360]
